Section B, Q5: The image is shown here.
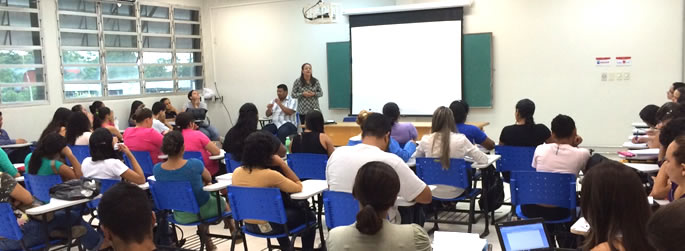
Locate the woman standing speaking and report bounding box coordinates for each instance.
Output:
[291,63,323,123]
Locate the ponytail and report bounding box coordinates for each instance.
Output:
[355,204,383,235]
[93,107,110,130]
[515,99,536,126]
[29,133,67,174]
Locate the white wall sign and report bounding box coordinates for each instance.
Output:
[616,56,632,66]
[596,57,612,66]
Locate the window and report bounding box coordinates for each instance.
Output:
[0,0,47,105]
[58,2,203,99]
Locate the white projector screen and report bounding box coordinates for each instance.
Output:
[349,8,463,115]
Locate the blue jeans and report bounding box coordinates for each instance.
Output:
[198,124,220,141]
[0,210,102,250]
[262,122,297,144]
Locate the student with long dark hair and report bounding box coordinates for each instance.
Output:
[82,128,145,184]
[633,104,661,148]
[449,100,495,150]
[25,132,82,182]
[65,111,92,146]
[659,134,685,202]
[223,103,286,162]
[327,161,431,251]
[89,101,104,115]
[175,112,221,175]
[128,100,145,127]
[71,104,93,123]
[290,110,335,156]
[291,63,323,123]
[647,199,685,251]
[651,117,685,199]
[39,107,71,140]
[93,106,123,141]
[124,108,164,164]
[580,161,654,251]
[383,102,418,146]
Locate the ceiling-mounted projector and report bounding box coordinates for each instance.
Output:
[303,0,340,24]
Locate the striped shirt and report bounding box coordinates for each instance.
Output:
[291,77,323,115]
[270,96,298,128]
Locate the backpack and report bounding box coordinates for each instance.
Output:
[478,165,505,212]
[49,178,101,201]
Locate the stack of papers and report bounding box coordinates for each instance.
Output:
[619,148,659,160]
[622,141,648,149]
[632,128,647,135]
[433,231,486,251]
[632,122,649,128]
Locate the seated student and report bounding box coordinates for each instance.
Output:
[0,148,18,177]
[0,111,31,163]
[71,104,93,123]
[65,111,92,146]
[98,183,156,251]
[93,107,123,141]
[151,101,171,134]
[82,128,145,185]
[123,108,164,165]
[153,131,232,250]
[39,107,71,140]
[651,117,685,199]
[290,110,335,156]
[633,104,661,147]
[675,87,685,104]
[0,172,103,251]
[223,103,286,162]
[183,90,220,141]
[348,110,416,162]
[232,132,315,251]
[327,161,431,251]
[667,82,685,100]
[175,112,222,175]
[0,111,27,145]
[661,135,685,201]
[383,102,418,146]
[89,100,105,115]
[647,199,685,251]
[416,106,488,199]
[327,113,432,223]
[499,99,551,181]
[25,132,83,182]
[263,84,298,144]
[161,97,178,120]
[128,100,145,127]
[449,100,495,150]
[581,161,655,251]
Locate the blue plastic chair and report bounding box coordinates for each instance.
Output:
[494,145,536,220]
[87,179,120,210]
[322,191,359,229]
[416,157,483,234]
[286,153,327,180]
[23,174,62,203]
[123,151,155,177]
[510,171,577,224]
[342,116,357,122]
[183,151,203,162]
[66,145,91,166]
[227,185,316,251]
[224,153,242,173]
[0,203,65,251]
[149,180,235,251]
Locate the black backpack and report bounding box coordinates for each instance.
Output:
[49,178,101,201]
[478,166,505,212]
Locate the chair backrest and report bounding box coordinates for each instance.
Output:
[149,180,200,214]
[323,191,359,229]
[224,153,242,173]
[124,151,155,177]
[226,185,287,224]
[24,174,62,203]
[0,203,22,240]
[183,151,203,162]
[342,116,357,122]
[510,171,576,210]
[88,179,120,209]
[67,145,91,166]
[494,146,536,173]
[416,157,472,189]
[286,153,327,180]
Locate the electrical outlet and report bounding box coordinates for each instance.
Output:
[624,72,630,81]
[608,72,615,81]
[617,72,624,81]
[601,72,607,81]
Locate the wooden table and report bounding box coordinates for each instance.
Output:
[324,121,490,146]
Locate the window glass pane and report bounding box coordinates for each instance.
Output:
[177,65,201,78]
[102,3,135,17]
[176,52,201,63]
[141,21,170,34]
[143,65,172,79]
[178,79,201,92]
[58,0,95,13]
[104,34,137,48]
[4,0,36,8]
[0,11,39,28]
[62,50,98,64]
[107,65,139,80]
[0,67,42,83]
[140,5,169,19]
[59,15,97,30]
[174,9,199,21]
[103,18,136,32]
[105,51,138,63]
[63,66,100,81]
[108,82,140,96]
[0,31,40,46]
[1,86,45,103]
[145,80,173,93]
[64,83,101,99]
[0,50,42,64]
[142,36,171,48]
[60,32,98,47]
[175,38,200,49]
[174,23,200,36]
[143,52,171,64]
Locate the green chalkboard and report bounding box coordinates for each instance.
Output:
[326,33,493,109]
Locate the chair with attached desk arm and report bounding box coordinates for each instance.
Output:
[322,190,359,230]
[286,153,327,181]
[123,151,155,178]
[224,153,242,173]
[494,145,536,222]
[0,203,80,251]
[23,174,62,203]
[183,151,204,162]
[66,145,90,166]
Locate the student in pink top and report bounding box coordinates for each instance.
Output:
[531,114,590,177]
[174,112,221,175]
[123,108,164,164]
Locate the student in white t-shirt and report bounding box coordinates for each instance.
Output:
[326,113,431,222]
[151,101,171,134]
[82,128,146,185]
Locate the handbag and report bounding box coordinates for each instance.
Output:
[49,178,101,201]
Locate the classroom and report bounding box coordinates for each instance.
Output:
[0,0,683,250]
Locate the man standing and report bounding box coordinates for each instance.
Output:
[263,84,298,143]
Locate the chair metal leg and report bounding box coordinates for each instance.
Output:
[267,238,272,251]
[468,199,475,233]
[429,203,439,234]
[241,230,248,251]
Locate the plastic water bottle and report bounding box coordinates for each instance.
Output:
[285,136,291,154]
